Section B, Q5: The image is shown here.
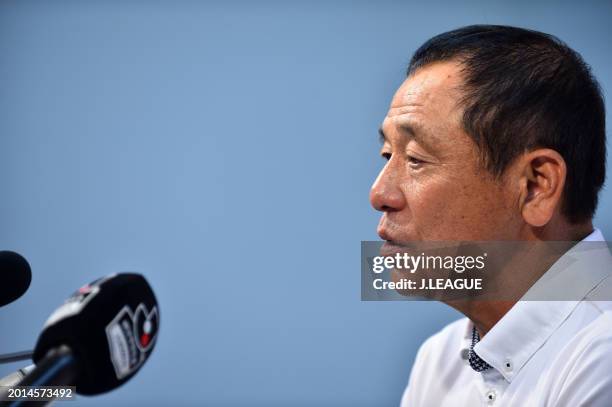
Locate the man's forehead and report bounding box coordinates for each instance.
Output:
[381,61,467,149]
[390,61,464,111]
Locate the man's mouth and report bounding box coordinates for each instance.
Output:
[379,240,413,257]
[377,222,397,242]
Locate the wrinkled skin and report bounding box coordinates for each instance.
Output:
[370,61,522,243]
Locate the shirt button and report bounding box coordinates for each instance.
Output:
[503,359,513,372]
[486,390,496,404]
[460,348,470,360]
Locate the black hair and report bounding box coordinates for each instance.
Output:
[408,25,606,223]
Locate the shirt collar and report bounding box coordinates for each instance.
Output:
[473,228,612,382]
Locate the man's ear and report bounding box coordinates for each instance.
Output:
[516,149,567,227]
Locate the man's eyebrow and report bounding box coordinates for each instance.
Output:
[378,124,429,146]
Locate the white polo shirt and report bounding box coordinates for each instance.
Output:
[400,229,612,406]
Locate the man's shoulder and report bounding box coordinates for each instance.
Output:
[570,304,612,349]
[546,308,612,406]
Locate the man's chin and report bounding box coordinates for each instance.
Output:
[389,268,434,299]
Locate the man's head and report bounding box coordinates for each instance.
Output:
[370,25,606,242]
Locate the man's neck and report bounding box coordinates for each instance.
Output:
[446,221,594,337]
[527,220,594,242]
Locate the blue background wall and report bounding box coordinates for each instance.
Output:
[1,1,611,405]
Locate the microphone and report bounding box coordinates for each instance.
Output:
[0,365,35,387]
[0,251,31,307]
[0,351,33,365]
[10,273,160,398]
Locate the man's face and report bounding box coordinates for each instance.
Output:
[370,61,521,242]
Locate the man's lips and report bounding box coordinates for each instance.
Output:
[377,227,393,242]
[377,214,411,242]
[377,212,424,242]
[377,219,398,242]
[377,224,409,244]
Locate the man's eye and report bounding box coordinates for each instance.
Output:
[381,152,392,161]
[407,155,425,167]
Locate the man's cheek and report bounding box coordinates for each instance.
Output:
[412,184,453,226]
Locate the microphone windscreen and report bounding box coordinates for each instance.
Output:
[0,251,32,307]
[33,273,159,395]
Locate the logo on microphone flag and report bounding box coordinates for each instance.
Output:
[105,303,159,380]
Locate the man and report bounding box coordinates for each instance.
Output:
[370,25,611,406]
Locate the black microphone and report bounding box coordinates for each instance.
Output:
[0,350,33,365]
[9,273,160,399]
[0,251,31,307]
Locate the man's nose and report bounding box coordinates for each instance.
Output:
[369,164,406,212]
